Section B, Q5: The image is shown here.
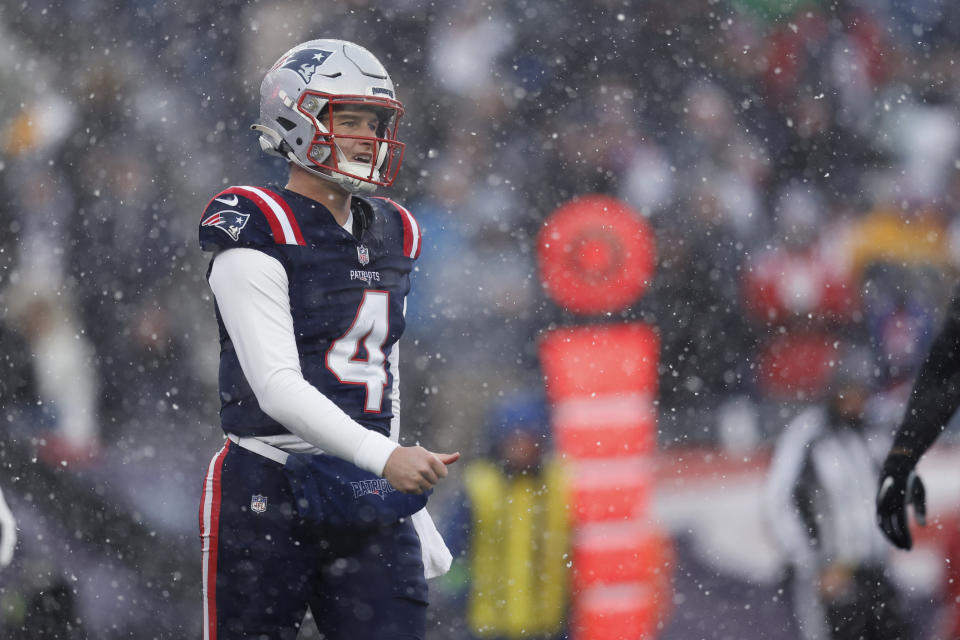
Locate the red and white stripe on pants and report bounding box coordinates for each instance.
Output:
[199,441,230,640]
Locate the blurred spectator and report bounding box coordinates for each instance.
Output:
[1,96,100,464]
[844,199,955,389]
[441,391,571,639]
[744,185,858,402]
[859,262,946,389]
[673,79,770,242]
[618,137,675,217]
[406,146,540,360]
[746,186,856,325]
[764,347,909,640]
[653,181,757,443]
[403,135,544,454]
[428,1,515,124]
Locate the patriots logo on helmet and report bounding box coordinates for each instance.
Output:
[202,209,251,241]
[282,49,333,83]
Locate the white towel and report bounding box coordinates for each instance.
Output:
[0,487,16,568]
[411,507,452,579]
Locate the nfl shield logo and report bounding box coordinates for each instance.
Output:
[357,245,370,266]
[250,494,268,514]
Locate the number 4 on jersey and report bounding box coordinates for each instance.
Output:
[326,291,390,412]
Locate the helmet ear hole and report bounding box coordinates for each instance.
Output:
[296,138,303,145]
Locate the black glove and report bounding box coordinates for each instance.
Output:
[876,454,926,550]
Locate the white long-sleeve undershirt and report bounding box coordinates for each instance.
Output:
[208,247,400,476]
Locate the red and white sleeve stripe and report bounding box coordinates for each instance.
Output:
[212,186,306,246]
[375,197,421,259]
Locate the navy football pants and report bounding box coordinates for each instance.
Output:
[199,440,428,639]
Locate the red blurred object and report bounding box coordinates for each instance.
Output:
[552,397,656,458]
[846,8,895,86]
[762,11,829,103]
[941,520,960,640]
[569,459,652,523]
[540,324,659,403]
[572,583,661,640]
[537,195,655,315]
[743,248,858,324]
[757,332,836,398]
[36,434,101,469]
[572,521,669,591]
[537,197,668,639]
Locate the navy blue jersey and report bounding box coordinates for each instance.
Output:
[199,185,422,438]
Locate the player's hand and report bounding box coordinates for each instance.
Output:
[383,446,460,495]
[876,454,926,550]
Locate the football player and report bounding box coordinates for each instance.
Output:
[197,39,459,639]
[876,288,960,550]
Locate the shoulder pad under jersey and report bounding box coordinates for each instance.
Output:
[199,185,306,252]
[369,196,422,260]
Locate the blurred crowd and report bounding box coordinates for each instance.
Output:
[2,0,960,637]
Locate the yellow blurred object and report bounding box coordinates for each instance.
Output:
[847,208,952,276]
[465,460,570,638]
[2,110,39,156]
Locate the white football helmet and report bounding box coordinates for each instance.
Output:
[252,39,405,194]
